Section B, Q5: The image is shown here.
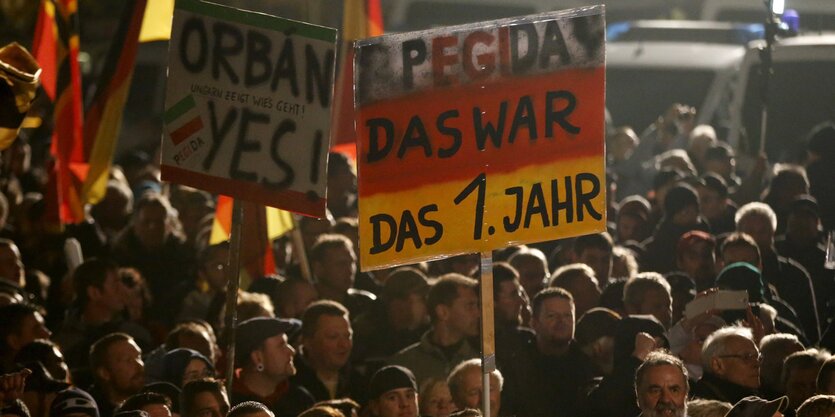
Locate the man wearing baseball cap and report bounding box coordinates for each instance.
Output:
[49,387,99,417]
[725,396,789,417]
[366,366,419,417]
[230,317,313,417]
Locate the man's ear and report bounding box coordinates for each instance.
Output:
[435,303,451,322]
[87,285,102,302]
[250,349,264,368]
[311,261,324,279]
[96,366,111,383]
[711,357,725,376]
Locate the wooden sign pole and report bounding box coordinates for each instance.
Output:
[480,251,495,417]
[223,199,244,395]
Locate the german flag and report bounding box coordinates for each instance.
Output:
[33,0,85,225]
[82,0,148,206]
[330,0,383,158]
[210,195,294,287]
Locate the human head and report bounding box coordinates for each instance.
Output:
[608,126,639,162]
[165,322,218,366]
[72,258,124,314]
[635,351,689,417]
[735,203,778,254]
[227,402,273,417]
[180,378,229,417]
[274,276,318,319]
[611,246,639,280]
[782,349,832,411]
[310,234,357,295]
[720,232,762,270]
[572,232,614,286]
[701,326,760,389]
[492,263,523,327]
[676,231,717,291]
[688,124,718,169]
[765,165,809,212]
[704,143,736,181]
[575,307,621,375]
[447,360,503,417]
[235,317,300,382]
[623,272,673,329]
[785,195,821,244]
[132,193,178,250]
[617,196,652,243]
[664,273,696,325]
[161,349,214,388]
[0,303,50,366]
[796,395,835,417]
[235,291,275,321]
[549,263,600,318]
[715,262,765,303]
[698,173,729,222]
[197,243,229,292]
[664,184,701,227]
[0,239,24,287]
[507,248,548,299]
[419,379,454,417]
[656,149,697,178]
[299,213,335,252]
[50,387,99,417]
[382,267,430,331]
[368,366,419,417]
[90,180,133,232]
[531,288,575,352]
[819,357,835,395]
[427,274,479,340]
[760,334,805,395]
[118,392,171,417]
[685,399,731,417]
[89,333,145,401]
[300,300,353,373]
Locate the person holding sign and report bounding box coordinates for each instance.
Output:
[499,288,596,417]
[389,275,479,388]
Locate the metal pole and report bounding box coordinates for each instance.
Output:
[759,0,776,155]
[223,199,244,395]
[480,251,495,417]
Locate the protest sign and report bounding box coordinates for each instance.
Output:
[356,6,606,270]
[160,0,337,217]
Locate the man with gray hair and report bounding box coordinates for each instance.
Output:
[692,326,760,404]
[447,359,503,417]
[623,272,673,329]
[635,351,690,417]
[735,202,819,342]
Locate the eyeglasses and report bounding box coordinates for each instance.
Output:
[718,353,761,363]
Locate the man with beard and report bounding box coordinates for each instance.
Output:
[635,351,689,417]
[88,333,146,417]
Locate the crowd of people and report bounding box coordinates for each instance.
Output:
[1,104,835,417]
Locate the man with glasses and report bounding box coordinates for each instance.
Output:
[692,326,761,403]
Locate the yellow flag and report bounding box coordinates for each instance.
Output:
[139,0,174,42]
